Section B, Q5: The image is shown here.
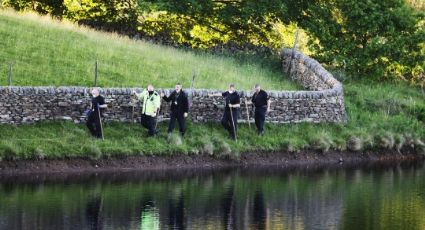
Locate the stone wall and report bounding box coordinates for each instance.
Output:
[0,49,347,124]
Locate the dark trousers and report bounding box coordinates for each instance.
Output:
[86,112,102,138]
[168,112,186,136]
[141,114,156,136]
[221,109,239,138]
[255,107,267,133]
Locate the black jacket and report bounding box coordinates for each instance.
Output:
[91,95,105,116]
[163,90,189,114]
[222,91,241,111]
[251,90,269,108]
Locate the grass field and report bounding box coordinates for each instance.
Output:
[0,10,299,90]
[0,79,424,160]
[0,10,424,160]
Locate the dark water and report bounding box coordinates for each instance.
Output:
[0,161,425,230]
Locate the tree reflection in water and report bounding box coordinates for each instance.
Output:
[0,161,424,230]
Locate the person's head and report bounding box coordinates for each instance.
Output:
[254,84,261,93]
[91,87,100,97]
[147,84,154,92]
[229,84,235,93]
[175,83,182,93]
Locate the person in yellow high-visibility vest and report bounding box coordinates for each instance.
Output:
[132,85,161,136]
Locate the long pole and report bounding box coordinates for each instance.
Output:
[131,101,135,123]
[97,103,104,140]
[131,93,136,123]
[94,60,98,86]
[189,69,197,109]
[8,63,13,86]
[191,69,196,89]
[154,105,161,130]
[286,27,300,75]
[244,98,251,129]
[229,106,237,141]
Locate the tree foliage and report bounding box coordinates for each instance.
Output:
[2,0,139,33]
[2,0,424,85]
[292,0,425,84]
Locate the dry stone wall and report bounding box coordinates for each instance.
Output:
[0,49,347,124]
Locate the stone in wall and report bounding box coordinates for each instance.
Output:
[0,49,347,124]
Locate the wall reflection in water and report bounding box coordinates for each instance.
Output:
[0,161,424,230]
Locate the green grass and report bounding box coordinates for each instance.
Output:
[0,10,299,90]
[0,10,424,160]
[0,80,424,160]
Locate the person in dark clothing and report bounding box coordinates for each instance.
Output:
[251,84,270,136]
[86,88,107,139]
[209,84,241,140]
[85,196,103,230]
[161,83,189,136]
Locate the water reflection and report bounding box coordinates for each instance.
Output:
[86,196,102,230]
[0,161,424,230]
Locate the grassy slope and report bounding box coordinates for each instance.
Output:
[0,10,298,90]
[0,80,424,160]
[0,10,424,160]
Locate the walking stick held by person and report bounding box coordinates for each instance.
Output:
[97,103,104,140]
[244,98,251,130]
[228,103,237,141]
[208,84,241,141]
[86,87,107,140]
[154,106,161,130]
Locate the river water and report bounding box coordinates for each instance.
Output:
[0,161,424,230]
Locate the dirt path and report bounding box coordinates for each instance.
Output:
[0,149,423,175]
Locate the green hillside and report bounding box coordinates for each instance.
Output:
[0,10,424,160]
[0,10,299,90]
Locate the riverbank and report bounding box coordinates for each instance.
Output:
[0,149,423,175]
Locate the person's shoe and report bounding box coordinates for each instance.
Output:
[258,131,264,136]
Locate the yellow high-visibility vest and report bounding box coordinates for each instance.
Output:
[136,90,161,117]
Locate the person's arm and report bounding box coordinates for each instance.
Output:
[208,92,223,97]
[265,92,271,112]
[132,90,144,101]
[161,91,172,102]
[154,94,161,115]
[98,97,107,108]
[267,100,271,112]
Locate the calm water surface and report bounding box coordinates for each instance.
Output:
[0,161,424,230]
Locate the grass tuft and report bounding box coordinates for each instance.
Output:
[167,133,183,146]
[84,144,102,160]
[0,142,19,160]
[347,136,363,152]
[201,142,214,156]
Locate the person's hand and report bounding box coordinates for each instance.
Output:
[160,92,164,97]
[184,112,188,118]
